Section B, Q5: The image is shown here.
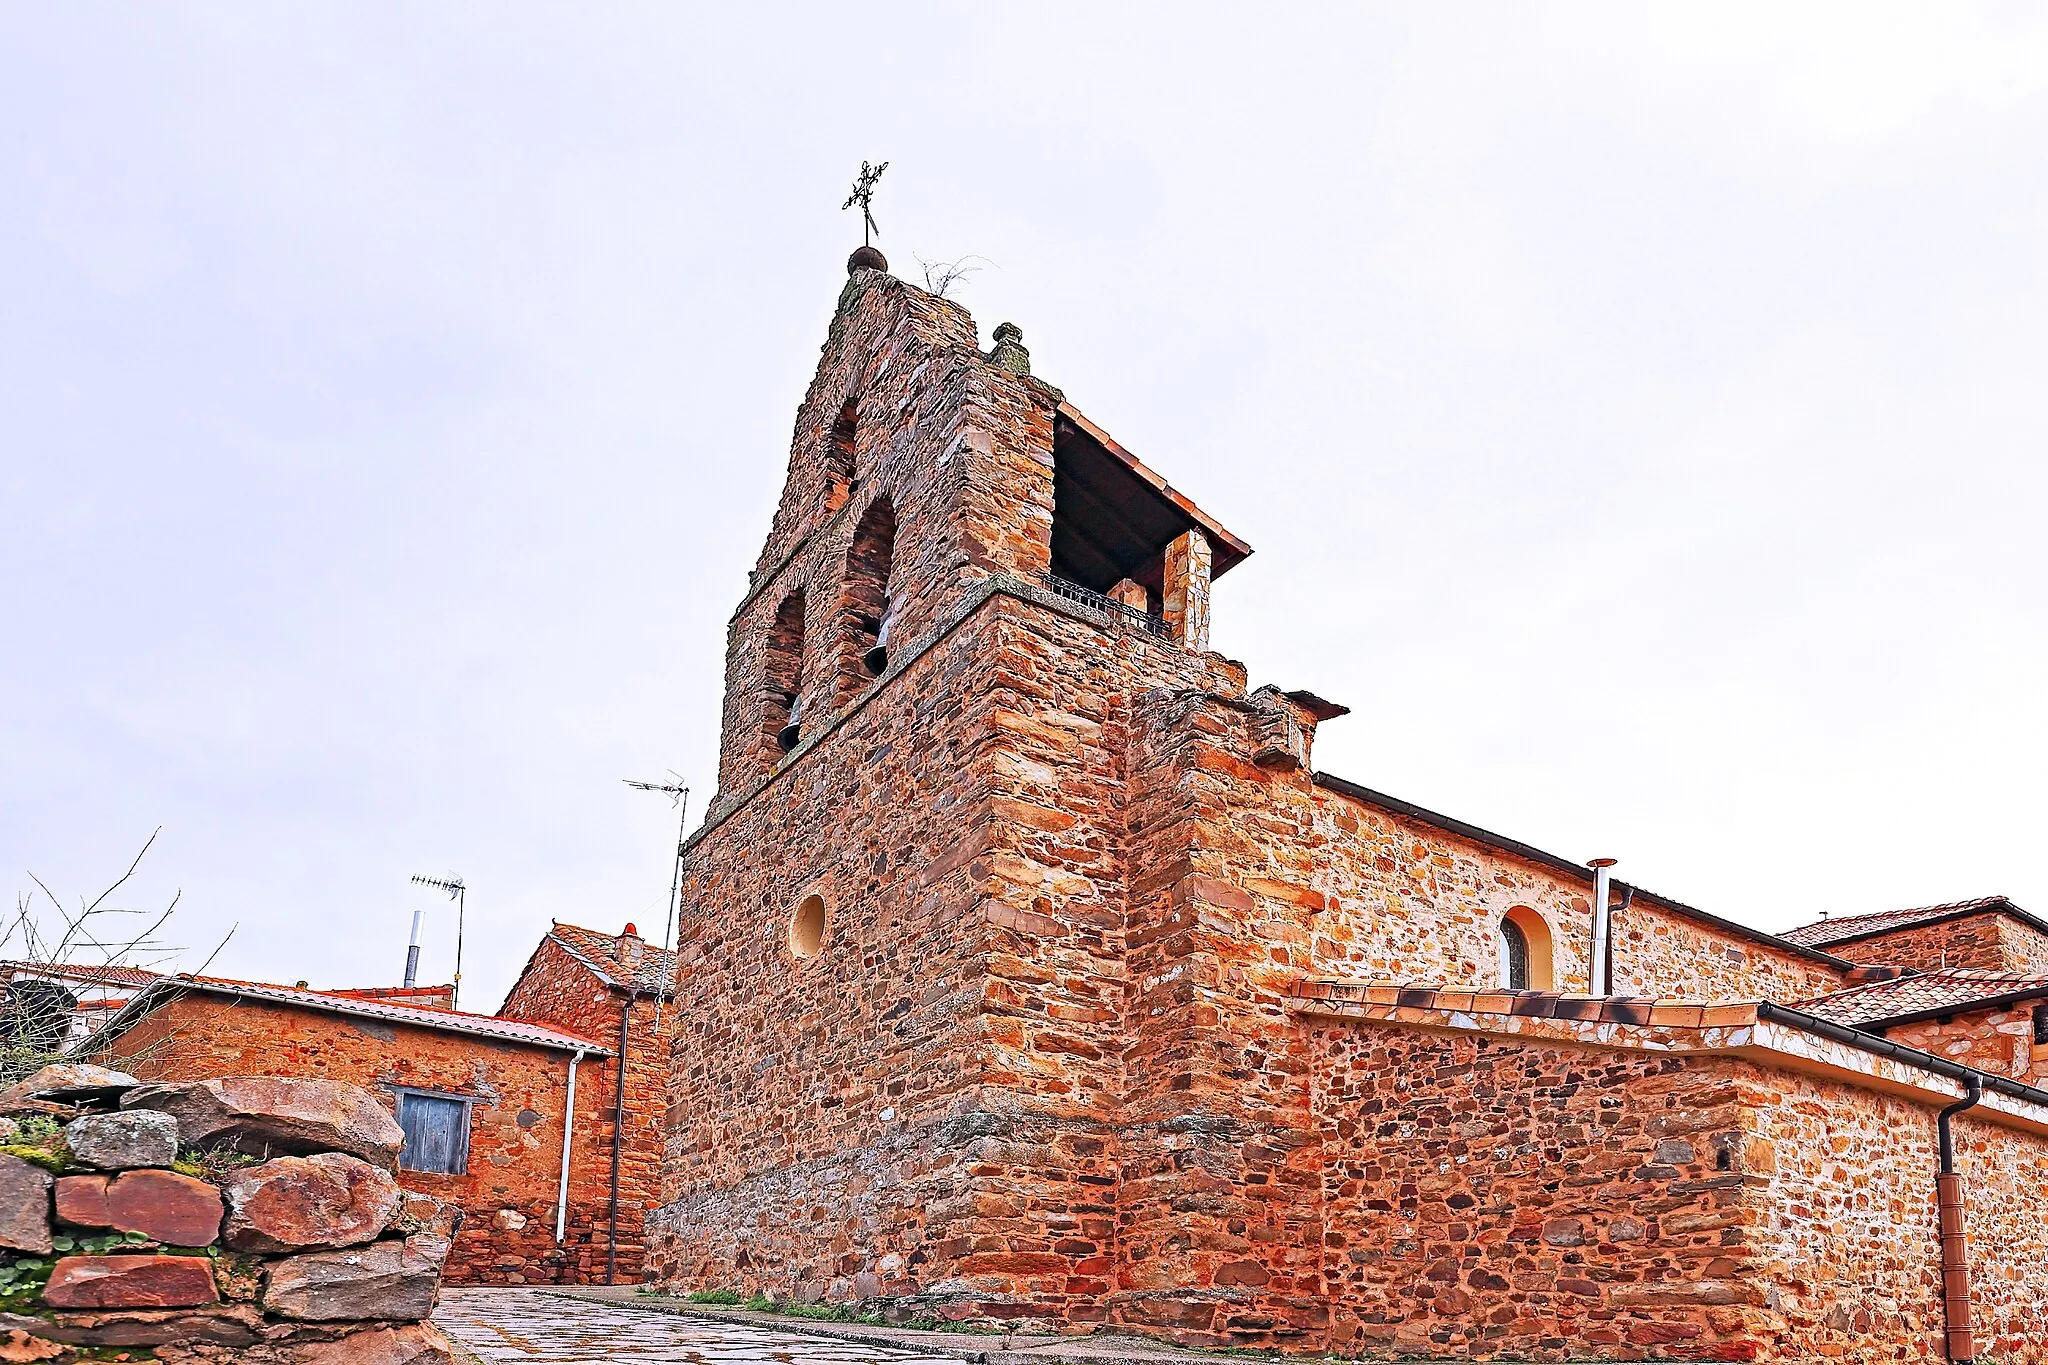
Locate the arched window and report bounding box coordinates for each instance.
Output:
[1497,906,1556,991]
[1497,918,1531,990]
[824,401,857,489]
[761,589,806,766]
[839,496,897,699]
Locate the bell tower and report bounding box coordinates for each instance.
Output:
[655,246,1315,1339]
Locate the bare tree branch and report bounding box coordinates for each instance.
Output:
[5,830,192,1081]
[916,254,994,299]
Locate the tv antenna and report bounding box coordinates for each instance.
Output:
[842,159,888,247]
[624,774,689,1032]
[410,873,467,1010]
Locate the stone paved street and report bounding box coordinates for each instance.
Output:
[436,1291,976,1365]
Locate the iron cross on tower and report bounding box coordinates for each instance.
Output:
[842,159,888,247]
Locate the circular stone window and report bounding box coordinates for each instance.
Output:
[789,893,826,960]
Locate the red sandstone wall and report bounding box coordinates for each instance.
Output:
[106,996,618,1285]
[1112,682,1328,1343]
[713,269,1050,803]
[1745,1067,2048,1363]
[1607,900,1844,1002]
[497,936,671,1281]
[498,937,620,1028]
[1884,1004,2047,1086]
[654,606,1012,1304]
[1825,911,2048,973]
[1307,1019,2048,1363]
[1309,791,1844,1003]
[1313,1024,1775,1358]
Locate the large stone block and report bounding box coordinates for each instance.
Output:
[223,1153,401,1253]
[123,1078,403,1170]
[1,1306,263,1347]
[261,1242,439,1322]
[0,1154,53,1254]
[287,1322,459,1365]
[0,1064,140,1111]
[41,1256,220,1309]
[55,1169,224,1246]
[388,1192,461,1270]
[64,1111,182,1171]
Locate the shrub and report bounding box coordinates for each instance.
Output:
[686,1289,744,1305]
[172,1143,262,1184]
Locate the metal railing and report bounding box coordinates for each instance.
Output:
[1038,573,1170,637]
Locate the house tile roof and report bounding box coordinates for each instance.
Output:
[1793,967,2048,1028]
[1777,897,2037,948]
[548,923,678,996]
[3,960,165,990]
[89,974,612,1056]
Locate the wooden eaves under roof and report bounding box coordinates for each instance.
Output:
[1050,401,1252,594]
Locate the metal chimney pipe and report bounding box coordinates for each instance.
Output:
[403,910,424,989]
[1587,858,1617,996]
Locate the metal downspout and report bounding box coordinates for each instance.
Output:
[555,1050,581,1244]
[607,999,631,1285]
[1936,1075,1983,1364]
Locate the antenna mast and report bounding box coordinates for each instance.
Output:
[410,874,467,1010]
[624,774,689,1033]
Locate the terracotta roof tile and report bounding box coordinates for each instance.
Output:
[1793,967,2048,1027]
[548,923,678,996]
[2,960,164,989]
[91,975,611,1055]
[1777,897,2024,947]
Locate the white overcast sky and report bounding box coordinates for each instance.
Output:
[4,4,2045,1009]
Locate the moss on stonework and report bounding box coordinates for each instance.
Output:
[1,1142,71,1174]
[209,1251,265,1302]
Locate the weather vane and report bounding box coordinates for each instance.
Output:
[842,159,888,247]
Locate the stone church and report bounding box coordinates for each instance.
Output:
[645,248,2048,1362]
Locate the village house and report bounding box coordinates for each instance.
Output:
[2,960,163,1054]
[644,247,2048,1362]
[80,920,672,1287]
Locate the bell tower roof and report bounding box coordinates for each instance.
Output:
[1049,400,1251,594]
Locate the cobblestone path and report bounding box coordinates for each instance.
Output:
[436,1290,976,1365]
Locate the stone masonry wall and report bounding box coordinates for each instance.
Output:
[1745,1067,2048,1363]
[1313,1024,1776,1359]
[1308,792,1845,1004]
[1111,683,1327,1344]
[651,605,1010,1307]
[495,934,672,1282]
[2,1068,458,1364]
[1604,900,1845,1003]
[104,997,614,1286]
[713,267,1050,804]
[1883,1003,2048,1086]
[1823,911,2048,973]
[1310,1022,2048,1363]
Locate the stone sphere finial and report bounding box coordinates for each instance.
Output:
[848,245,889,274]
